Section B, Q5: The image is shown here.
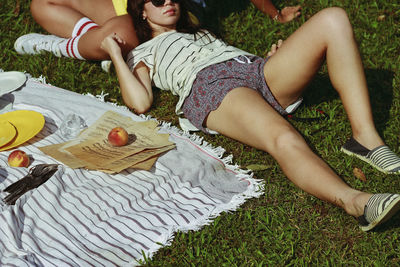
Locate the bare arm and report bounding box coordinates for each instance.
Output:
[101,33,153,114]
[250,0,301,23]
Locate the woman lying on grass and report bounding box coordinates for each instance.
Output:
[99,0,400,231]
[14,0,300,65]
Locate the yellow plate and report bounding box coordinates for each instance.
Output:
[0,110,45,151]
[0,119,17,147]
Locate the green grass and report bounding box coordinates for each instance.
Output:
[1,0,400,265]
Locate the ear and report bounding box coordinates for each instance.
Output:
[142,11,147,20]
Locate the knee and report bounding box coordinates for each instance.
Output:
[101,15,139,55]
[103,16,137,44]
[318,7,352,35]
[268,126,304,154]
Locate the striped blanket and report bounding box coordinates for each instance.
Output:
[0,73,263,266]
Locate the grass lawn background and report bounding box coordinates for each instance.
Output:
[1,0,400,265]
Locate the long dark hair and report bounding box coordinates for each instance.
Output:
[127,0,202,43]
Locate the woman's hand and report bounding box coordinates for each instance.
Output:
[266,39,283,57]
[277,5,301,23]
[102,34,153,114]
[100,33,126,58]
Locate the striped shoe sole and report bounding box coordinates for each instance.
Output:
[360,194,400,232]
[368,146,400,174]
[341,145,400,174]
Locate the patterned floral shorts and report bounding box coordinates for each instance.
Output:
[181,55,287,133]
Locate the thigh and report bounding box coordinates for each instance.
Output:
[205,87,295,152]
[33,0,117,25]
[31,0,117,37]
[67,0,118,24]
[264,8,335,108]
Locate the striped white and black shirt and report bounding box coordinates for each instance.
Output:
[126,30,253,115]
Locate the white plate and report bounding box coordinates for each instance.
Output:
[0,71,27,96]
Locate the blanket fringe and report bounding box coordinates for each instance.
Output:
[140,175,264,263]
[1,68,49,85]
[0,68,126,111]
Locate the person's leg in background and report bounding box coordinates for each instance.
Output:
[15,0,137,61]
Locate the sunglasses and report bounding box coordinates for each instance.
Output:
[144,0,180,7]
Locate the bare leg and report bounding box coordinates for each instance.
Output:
[30,0,137,59]
[30,0,116,37]
[77,15,137,59]
[206,87,371,217]
[264,7,383,150]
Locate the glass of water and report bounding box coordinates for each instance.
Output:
[59,113,87,139]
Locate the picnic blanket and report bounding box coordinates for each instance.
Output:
[0,71,264,266]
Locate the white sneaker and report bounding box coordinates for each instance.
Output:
[101,60,112,73]
[14,33,63,57]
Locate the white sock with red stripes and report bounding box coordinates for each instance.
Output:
[71,17,99,37]
[58,17,99,60]
[58,35,84,59]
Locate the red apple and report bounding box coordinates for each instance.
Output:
[107,127,129,147]
[8,150,30,167]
